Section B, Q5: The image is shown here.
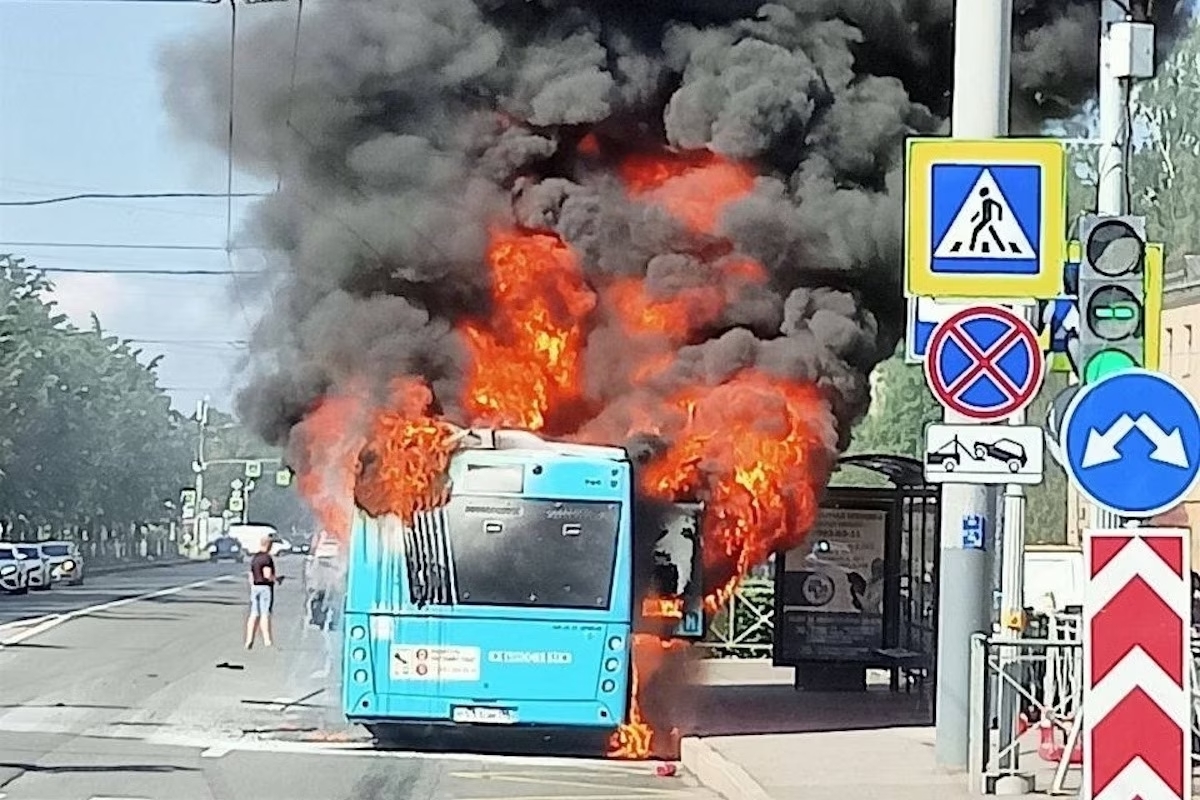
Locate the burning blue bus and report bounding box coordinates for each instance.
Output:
[341,428,636,735]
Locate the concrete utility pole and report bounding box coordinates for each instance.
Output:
[934,0,1012,771]
[192,396,210,557]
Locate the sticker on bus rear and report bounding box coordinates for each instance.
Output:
[390,645,481,681]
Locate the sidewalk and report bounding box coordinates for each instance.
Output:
[678,659,1048,800]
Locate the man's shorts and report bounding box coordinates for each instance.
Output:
[249,584,273,617]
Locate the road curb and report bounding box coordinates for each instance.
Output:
[87,558,194,576]
[679,737,774,800]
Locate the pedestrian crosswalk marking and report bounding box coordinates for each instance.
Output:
[933,169,1034,259]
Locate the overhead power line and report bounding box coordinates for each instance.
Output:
[127,338,248,346]
[0,191,270,207]
[35,267,266,276]
[0,242,266,252]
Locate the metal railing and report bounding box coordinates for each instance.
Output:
[968,631,1084,795]
[699,577,774,657]
[969,613,1200,796]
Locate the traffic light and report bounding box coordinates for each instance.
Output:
[1076,214,1149,384]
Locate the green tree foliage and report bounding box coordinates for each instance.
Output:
[1062,19,1200,252]
[1130,20,1200,255]
[847,345,941,461]
[1024,370,1068,544]
[0,255,193,538]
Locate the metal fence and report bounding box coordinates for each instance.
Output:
[968,612,1200,796]
[700,576,775,658]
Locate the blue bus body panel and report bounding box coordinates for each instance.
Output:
[343,613,630,727]
[341,444,633,730]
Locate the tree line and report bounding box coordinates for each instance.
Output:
[0,257,313,551]
[0,255,195,548]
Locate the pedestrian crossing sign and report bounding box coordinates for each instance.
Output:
[905,138,1065,300]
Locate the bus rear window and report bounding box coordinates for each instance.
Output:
[447,496,620,610]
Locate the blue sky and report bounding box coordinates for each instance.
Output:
[0,0,283,415]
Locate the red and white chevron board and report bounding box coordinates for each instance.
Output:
[1084,528,1192,800]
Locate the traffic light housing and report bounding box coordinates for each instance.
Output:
[1076,214,1149,384]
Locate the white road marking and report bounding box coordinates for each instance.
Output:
[0,613,56,633]
[151,731,658,773]
[0,575,236,647]
[452,771,686,795]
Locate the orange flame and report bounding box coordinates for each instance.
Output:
[288,149,840,763]
[292,386,374,541]
[354,379,460,524]
[621,151,756,234]
[608,634,687,759]
[460,229,596,433]
[604,279,725,344]
[637,371,836,607]
[642,595,685,620]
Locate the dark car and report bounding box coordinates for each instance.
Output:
[927,437,971,471]
[208,535,244,563]
[973,438,1028,472]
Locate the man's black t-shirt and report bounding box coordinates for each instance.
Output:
[250,552,275,586]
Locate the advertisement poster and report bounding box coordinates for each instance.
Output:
[782,508,888,615]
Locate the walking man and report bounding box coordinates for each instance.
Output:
[246,535,277,649]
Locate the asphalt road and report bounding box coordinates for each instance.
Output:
[0,559,720,800]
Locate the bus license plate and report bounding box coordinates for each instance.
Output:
[452,706,516,725]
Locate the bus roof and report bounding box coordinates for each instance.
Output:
[457,428,628,462]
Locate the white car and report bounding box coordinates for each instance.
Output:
[13,544,51,591]
[39,540,84,586]
[0,545,29,594]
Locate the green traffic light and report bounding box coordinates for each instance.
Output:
[1093,304,1137,321]
[1084,349,1138,384]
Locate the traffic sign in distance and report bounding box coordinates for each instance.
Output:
[1062,369,1200,518]
[245,460,263,479]
[1083,528,1190,800]
[923,423,1044,485]
[905,138,1065,299]
[924,305,1045,421]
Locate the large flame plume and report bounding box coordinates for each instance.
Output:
[291,149,838,759]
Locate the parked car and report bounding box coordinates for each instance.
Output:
[207,535,245,563]
[13,544,50,591]
[0,544,29,594]
[38,540,84,586]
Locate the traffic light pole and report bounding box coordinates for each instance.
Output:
[1097,0,1130,220]
[933,0,1009,771]
[1091,0,1132,531]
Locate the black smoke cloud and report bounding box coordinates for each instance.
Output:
[162,0,1186,449]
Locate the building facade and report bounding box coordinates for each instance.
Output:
[1160,256,1200,557]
